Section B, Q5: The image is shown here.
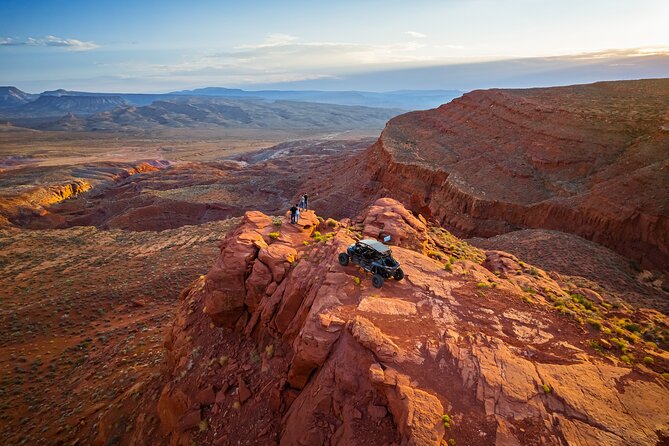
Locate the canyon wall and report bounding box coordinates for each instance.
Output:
[314,80,669,270]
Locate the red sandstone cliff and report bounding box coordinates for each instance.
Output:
[310,79,669,271]
[140,198,669,446]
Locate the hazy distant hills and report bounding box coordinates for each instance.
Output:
[0,85,463,112]
[170,87,463,110]
[0,85,466,132]
[0,87,39,107]
[0,95,403,132]
[1,85,457,131]
[7,95,129,117]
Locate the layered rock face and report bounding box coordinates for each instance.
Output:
[154,198,669,446]
[312,79,669,270]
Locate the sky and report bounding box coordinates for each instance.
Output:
[0,0,667,92]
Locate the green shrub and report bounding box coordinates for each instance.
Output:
[269,232,280,240]
[624,323,641,333]
[325,218,338,228]
[542,384,551,394]
[272,217,282,227]
[586,318,602,330]
[448,439,457,446]
[444,263,453,272]
[476,282,492,289]
[610,337,627,353]
[427,250,443,260]
[642,356,654,365]
[441,414,452,429]
[353,277,361,285]
[629,259,642,272]
[620,355,632,365]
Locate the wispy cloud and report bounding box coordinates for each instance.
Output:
[117,34,435,86]
[0,35,99,51]
[405,31,427,39]
[238,33,299,49]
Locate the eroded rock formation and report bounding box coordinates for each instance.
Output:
[152,198,669,446]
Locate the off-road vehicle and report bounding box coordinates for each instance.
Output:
[338,238,404,288]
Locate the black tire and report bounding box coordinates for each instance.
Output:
[338,253,350,266]
[393,268,405,281]
[372,274,384,288]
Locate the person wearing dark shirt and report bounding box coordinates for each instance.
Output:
[302,194,308,211]
[290,205,298,224]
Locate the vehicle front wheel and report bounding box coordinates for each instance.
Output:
[393,268,405,281]
[372,273,384,288]
[338,253,350,266]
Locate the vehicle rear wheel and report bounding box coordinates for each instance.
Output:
[338,253,350,266]
[372,273,384,288]
[393,268,404,281]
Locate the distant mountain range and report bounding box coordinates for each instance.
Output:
[169,87,463,110]
[0,86,463,112]
[0,86,462,132]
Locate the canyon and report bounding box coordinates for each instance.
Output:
[309,79,669,271]
[1,79,668,446]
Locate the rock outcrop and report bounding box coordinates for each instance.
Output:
[310,79,669,271]
[153,198,669,446]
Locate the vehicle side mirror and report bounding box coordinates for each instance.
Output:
[383,235,391,243]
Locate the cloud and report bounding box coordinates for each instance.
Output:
[114,33,435,87]
[0,35,98,51]
[405,31,427,39]
[238,33,299,49]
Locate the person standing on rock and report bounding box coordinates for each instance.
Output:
[290,204,298,224]
[302,193,308,211]
[295,205,301,223]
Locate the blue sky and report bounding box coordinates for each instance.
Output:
[1,0,667,92]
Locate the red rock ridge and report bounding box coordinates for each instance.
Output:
[313,79,669,271]
[151,198,669,446]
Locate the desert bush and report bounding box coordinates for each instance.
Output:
[269,232,280,240]
[610,337,628,353]
[441,414,452,429]
[586,318,602,330]
[272,217,282,227]
[620,354,633,365]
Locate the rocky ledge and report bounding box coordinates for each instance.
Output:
[152,198,669,446]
